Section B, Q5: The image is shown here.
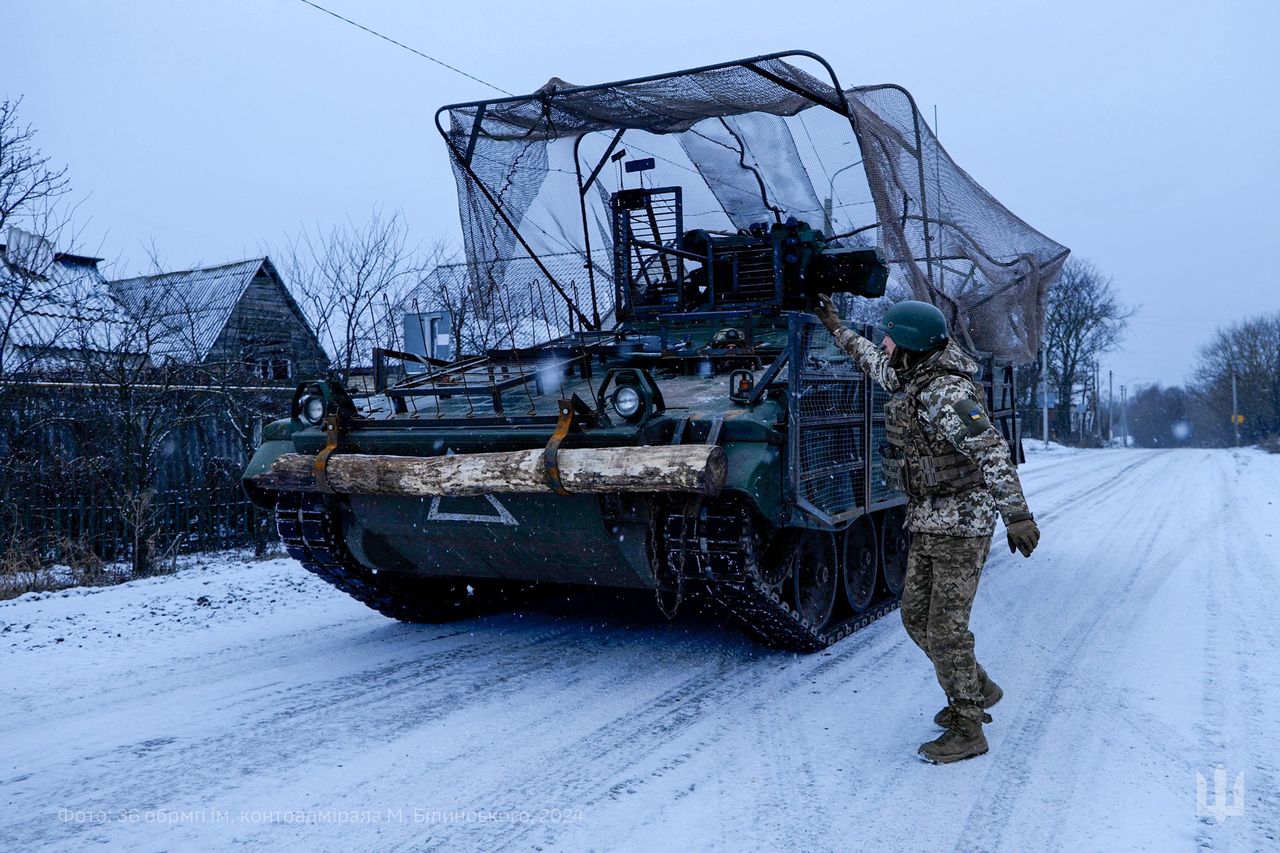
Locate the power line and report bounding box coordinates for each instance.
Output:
[295,0,514,96]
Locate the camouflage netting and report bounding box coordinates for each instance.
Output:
[437,52,1067,363]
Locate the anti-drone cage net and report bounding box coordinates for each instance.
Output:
[435,51,1067,364]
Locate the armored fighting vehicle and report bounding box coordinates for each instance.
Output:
[244,52,1067,651]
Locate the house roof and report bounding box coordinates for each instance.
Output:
[54,251,106,265]
[108,257,281,362]
[1,251,127,354]
[6,251,325,369]
[0,246,105,266]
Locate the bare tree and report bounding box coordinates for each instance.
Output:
[1,103,292,569]
[1190,311,1280,446]
[54,265,220,575]
[0,98,69,235]
[1126,384,1192,447]
[281,210,432,381]
[178,290,293,557]
[1043,258,1132,441]
[0,98,78,383]
[0,100,86,548]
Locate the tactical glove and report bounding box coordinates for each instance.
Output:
[815,294,843,334]
[1006,518,1039,557]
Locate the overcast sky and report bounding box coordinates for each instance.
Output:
[6,0,1278,389]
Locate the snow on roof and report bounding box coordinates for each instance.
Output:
[1,250,126,354]
[108,258,277,362]
[4,251,311,367]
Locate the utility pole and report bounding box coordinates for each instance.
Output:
[1094,362,1101,442]
[1041,341,1049,449]
[1108,370,1114,444]
[1079,380,1089,445]
[1231,363,1240,447]
[1120,385,1128,447]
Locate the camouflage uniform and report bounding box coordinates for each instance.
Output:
[899,532,992,719]
[832,329,1032,722]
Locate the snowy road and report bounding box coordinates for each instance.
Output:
[3,448,1278,853]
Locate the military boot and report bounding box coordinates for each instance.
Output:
[934,675,1003,727]
[918,713,990,764]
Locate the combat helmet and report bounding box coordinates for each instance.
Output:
[875,300,948,352]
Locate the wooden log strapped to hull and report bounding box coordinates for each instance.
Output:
[252,445,727,498]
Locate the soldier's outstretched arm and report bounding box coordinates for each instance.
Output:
[814,295,900,392]
[931,383,1040,556]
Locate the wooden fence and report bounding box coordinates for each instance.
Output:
[1,384,286,567]
[3,480,263,563]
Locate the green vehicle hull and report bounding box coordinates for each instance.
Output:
[244,313,1022,651]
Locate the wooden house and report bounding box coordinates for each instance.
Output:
[109,257,329,380]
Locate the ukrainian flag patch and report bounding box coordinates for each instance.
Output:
[952,398,992,436]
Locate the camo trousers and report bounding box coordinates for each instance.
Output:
[900,532,993,722]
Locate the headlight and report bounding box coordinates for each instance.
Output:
[299,394,326,425]
[728,368,754,403]
[612,385,642,419]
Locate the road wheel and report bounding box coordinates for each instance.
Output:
[792,530,838,630]
[879,507,910,597]
[842,515,878,613]
[754,525,795,594]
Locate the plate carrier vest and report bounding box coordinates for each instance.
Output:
[881,368,986,498]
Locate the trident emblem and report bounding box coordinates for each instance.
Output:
[1196,767,1244,824]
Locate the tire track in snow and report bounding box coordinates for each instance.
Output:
[1195,451,1280,853]
[951,450,1192,853]
[404,618,917,853]
[402,651,802,853]
[3,615,670,853]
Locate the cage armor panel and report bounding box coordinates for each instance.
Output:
[831,329,1032,537]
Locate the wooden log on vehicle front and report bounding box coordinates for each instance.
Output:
[253,446,727,497]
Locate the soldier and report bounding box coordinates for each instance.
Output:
[815,295,1040,764]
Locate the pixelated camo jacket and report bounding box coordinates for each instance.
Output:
[836,333,1031,537]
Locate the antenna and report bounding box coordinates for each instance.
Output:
[381,293,399,352]
[366,300,384,355]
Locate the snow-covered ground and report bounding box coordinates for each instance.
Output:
[2,448,1277,853]
[1022,437,1084,458]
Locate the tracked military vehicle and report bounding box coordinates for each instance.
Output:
[244,52,1067,651]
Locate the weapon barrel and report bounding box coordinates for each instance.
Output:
[252,446,726,497]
